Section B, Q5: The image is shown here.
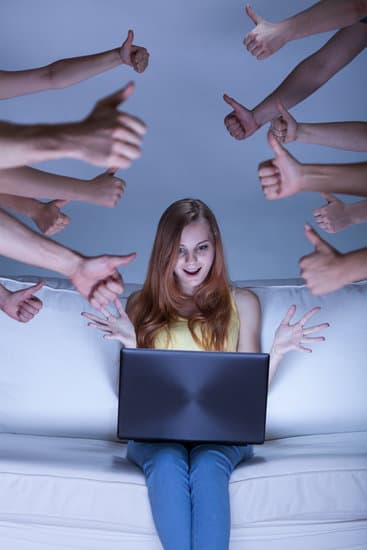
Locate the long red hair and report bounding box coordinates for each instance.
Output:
[127,199,233,350]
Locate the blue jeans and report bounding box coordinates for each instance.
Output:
[127,441,253,550]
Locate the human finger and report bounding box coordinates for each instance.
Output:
[267,130,287,157]
[93,284,117,304]
[297,306,321,327]
[17,309,35,322]
[244,35,256,49]
[258,161,279,178]
[281,304,296,324]
[304,335,326,343]
[97,82,136,110]
[262,184,281,200]
[259,174,281,187]
[303,321,330,335]
[256,50,270,60]
[298,344,312,353]
[245,3,261,25]
[125,29,134,48]
[53,199,70,208]
[114,297,125,315]
[320,192,336,204]
[81,310,110,324]
[304,223,331,252]
[107,252,136,270]
[17,301,40,317]
[223,94,243,111]
[19,280,45,300]
[117,112,147,136]
[250,44,264,58]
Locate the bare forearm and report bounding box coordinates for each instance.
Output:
[348,199,367,224]
[0,120,81,168]
[0,209,80,276]
[47,48,122,89]
[339,248,367,284]
[0,48,123,99]
[283,0,367,42]
[0,193,40,217]
[268,348,283,386]
[0,166,92,201]
[296,122,367,151]
[299,162,367,196]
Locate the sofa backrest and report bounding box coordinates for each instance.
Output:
[0,275,366,441]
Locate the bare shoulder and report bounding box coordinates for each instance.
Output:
[233,287,261,318]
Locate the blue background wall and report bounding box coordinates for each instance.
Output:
[0,0,366,283]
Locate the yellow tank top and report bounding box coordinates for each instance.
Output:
[154,291,240,352]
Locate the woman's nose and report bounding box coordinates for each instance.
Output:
[186,250,197,263]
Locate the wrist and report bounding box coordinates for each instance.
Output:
[28,199,43,221]
[53,247,83,280]
[277,19,294,45]
[295,122,307,143]
[349,201,367,225]
[270,343,284,360]
[116,46,125,66]
[251,108,263,130]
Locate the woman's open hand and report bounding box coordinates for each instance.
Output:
[82,297,137,347]
[272,304,329,355]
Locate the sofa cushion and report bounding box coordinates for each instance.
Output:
[0,276,366,441]
[0,432,366,536]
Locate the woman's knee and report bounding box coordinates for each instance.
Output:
[190,444,252,480]
[143,443,189,480]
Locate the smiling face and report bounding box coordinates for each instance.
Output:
[174,219,215,296]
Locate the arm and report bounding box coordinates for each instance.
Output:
[0,208,136,309]
[300,224,367,294]
[0,194,70,235]
[0,30,149,99]
[244,1,367,59]
[313,193,367,233]
[235,287,261,353]
[271,101,367,151]
[258,132,367,199]
[0,167,125,207]
[0,280,44,322]
[0,82,146,169]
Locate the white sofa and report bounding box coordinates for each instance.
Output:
[0,274,366,550]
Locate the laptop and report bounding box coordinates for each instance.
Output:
[117,348,269,445]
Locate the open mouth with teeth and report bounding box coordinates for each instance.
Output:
[183,268,201,276]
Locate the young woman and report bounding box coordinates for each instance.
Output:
[83,198,328,550]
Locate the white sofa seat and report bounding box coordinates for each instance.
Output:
[0,431,366,549]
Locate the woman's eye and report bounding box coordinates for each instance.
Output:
[198,244,208,251]
[178,247,185,256]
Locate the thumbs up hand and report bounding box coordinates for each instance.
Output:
[223,93,259,140]
[0,281,44,322]
[299,224,346,295]
[243,4,290,60]
[120,30,150,73]
[258,131,303,199]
